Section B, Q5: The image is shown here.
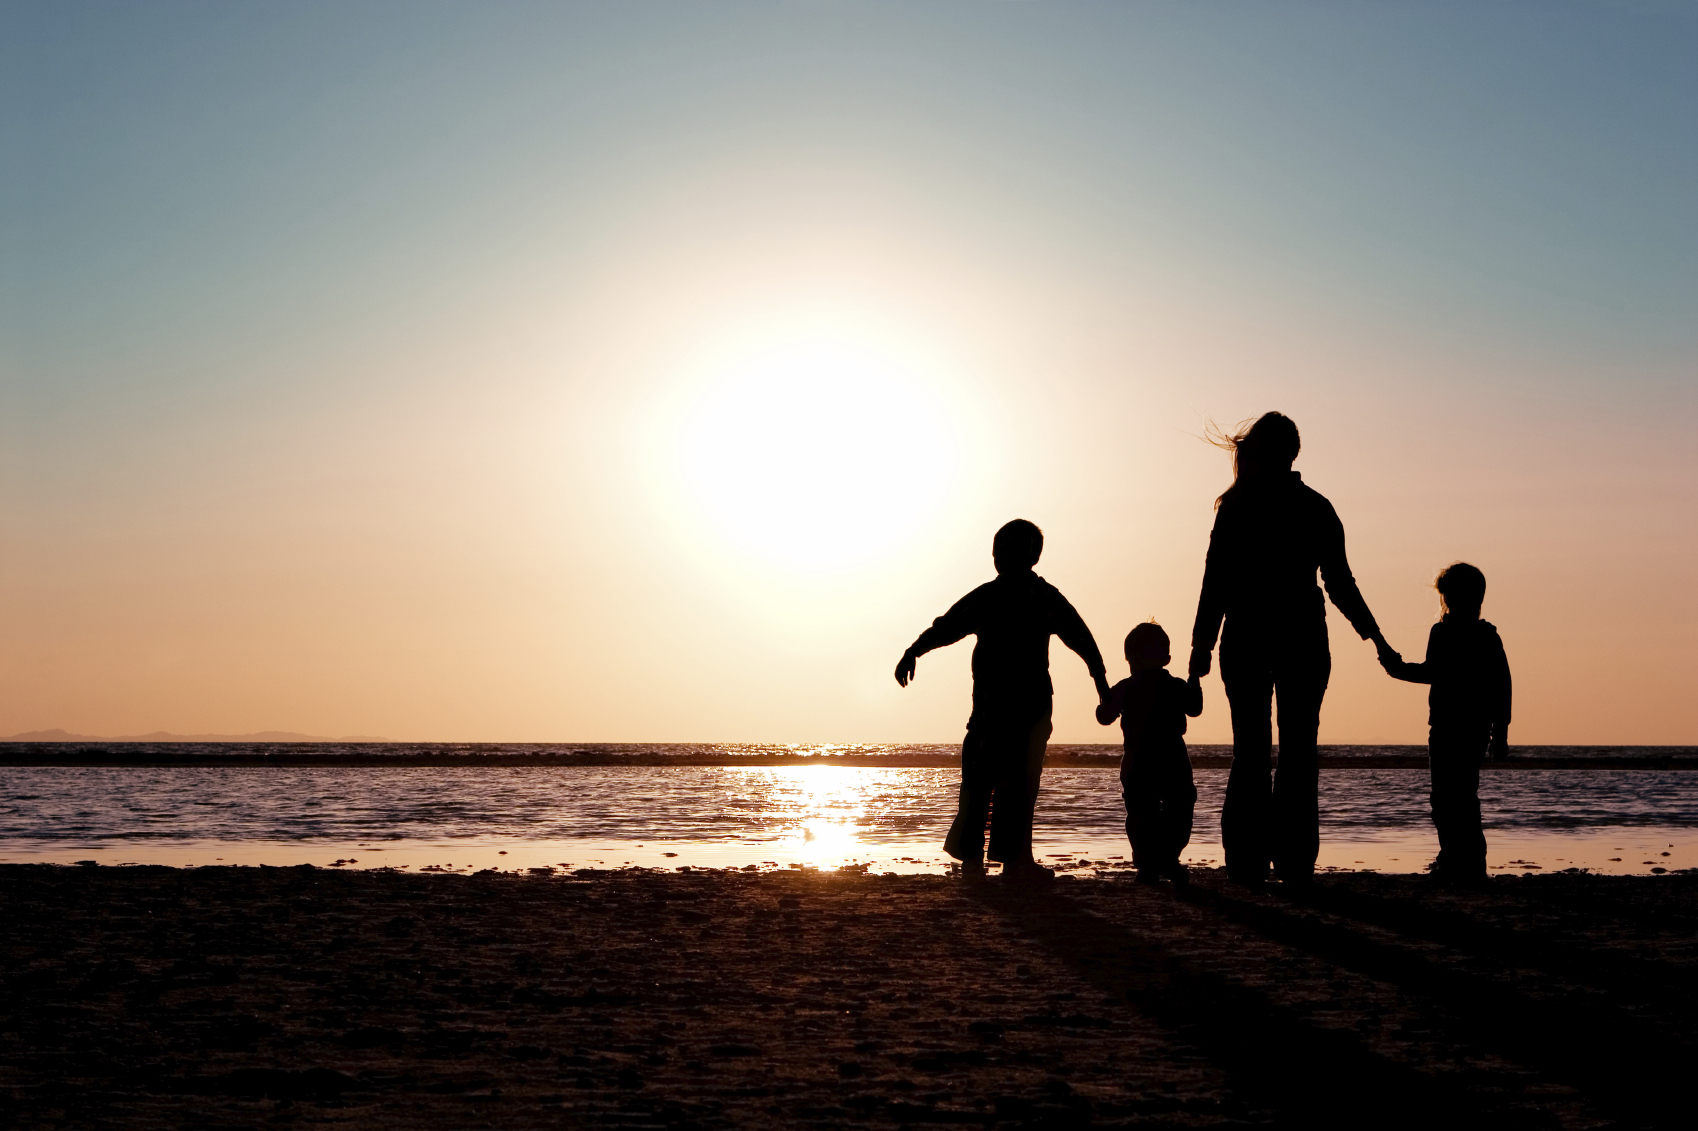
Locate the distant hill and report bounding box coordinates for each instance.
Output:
[2,729,389,743]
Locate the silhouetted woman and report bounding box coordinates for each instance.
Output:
[1188,413,1387,886]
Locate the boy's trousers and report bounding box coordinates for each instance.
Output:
[1122,758,1196,876]
[1219,622,1331,884]
[1429,725,1489,878]
[945,707,1053,866]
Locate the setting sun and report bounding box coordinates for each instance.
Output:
[665,330,967,570]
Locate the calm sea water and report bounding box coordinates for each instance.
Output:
[3,750,1694,876]
[6,741,1688,762]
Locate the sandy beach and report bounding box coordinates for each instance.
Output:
[2,864,1693,1129]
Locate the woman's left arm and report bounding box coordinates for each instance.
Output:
[1316,497,1381,643]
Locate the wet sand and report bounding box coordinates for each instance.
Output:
[2,864,1693,1129]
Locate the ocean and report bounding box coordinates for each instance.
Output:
[2,743,1693,876]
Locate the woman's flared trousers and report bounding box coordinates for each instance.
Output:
[1219,622,1331,884]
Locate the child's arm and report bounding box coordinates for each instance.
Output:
[894,589,980,686]
[1183,674,1203,718]
[1488,629,1513,760]
[1050,590,1112,705]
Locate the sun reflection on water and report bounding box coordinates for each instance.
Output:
[3,765,1693,876]
[746,765,884,865]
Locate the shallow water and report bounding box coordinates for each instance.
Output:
[2,764,1692,876]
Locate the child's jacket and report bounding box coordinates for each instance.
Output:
[1385,618,1512,735]
[908,571,1106,724]
[1101,669,1203,782]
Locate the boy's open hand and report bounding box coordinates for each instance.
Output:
[894,651,917,687]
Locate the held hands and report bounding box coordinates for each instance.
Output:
[894,651,918,688]
[1372,633,1401,671]
[1092,671,1116,726]
[1188,645,1212,679]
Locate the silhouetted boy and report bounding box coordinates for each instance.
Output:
[1097,621,1203,886]
[1378,562,1512,885]
[896,520,1110,883]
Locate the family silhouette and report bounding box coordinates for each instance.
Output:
[896,411,1512,888]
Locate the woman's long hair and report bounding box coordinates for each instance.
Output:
[1207,411,1301,508]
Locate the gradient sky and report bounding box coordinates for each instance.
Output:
[4,0,1694,744]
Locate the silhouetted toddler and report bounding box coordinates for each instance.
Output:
[1097,621,1203,886]
[1378,562,1512,885]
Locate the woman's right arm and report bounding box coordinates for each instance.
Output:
[1383,624,1437,684]
[1188,509,1232,677]
[1096,682,1123,726]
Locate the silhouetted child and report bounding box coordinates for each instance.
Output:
[896,519,1110,884]
[1377,562,1512,885]
[1097,620,1203,886]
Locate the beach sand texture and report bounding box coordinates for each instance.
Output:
[2,864,1692,1129]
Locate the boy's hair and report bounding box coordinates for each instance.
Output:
[1125,619,1170,661]
[992,519,1044,569]
[1435,562,1487,611]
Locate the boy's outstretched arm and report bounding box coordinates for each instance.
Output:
[894,591,979,687]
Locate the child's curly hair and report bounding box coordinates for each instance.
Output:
[1435,562,1486,613]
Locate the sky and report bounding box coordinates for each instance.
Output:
[3,0,1694,745]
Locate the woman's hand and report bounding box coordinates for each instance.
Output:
[894,651,917,687]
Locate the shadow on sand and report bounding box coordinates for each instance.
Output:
[974,873,1693,1128]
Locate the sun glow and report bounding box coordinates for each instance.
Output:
[664,326,966,570]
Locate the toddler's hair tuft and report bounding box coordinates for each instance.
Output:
[1126,619,1170,660]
